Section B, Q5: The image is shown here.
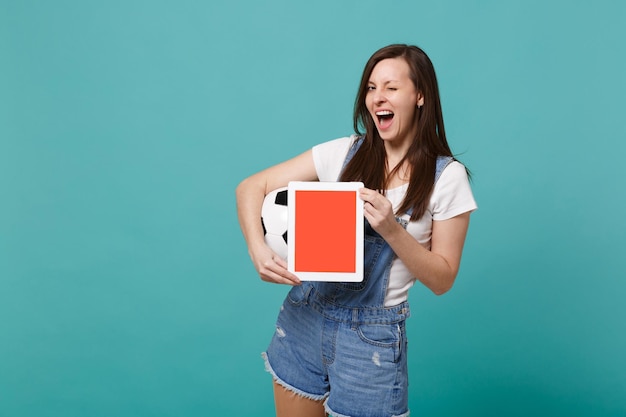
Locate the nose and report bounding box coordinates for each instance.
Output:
[372,89,386,104]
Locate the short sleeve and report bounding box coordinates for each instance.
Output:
[431,161,477,221]
[311,136,355,181]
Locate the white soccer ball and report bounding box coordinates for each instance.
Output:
[261,187,289,260]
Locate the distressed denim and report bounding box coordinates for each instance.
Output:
[264,221,411,417]
[263,137,453,417]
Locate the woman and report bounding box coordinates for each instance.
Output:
[236,44,477,417]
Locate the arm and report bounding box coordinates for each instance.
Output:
[236,149,319,285]
[359,188,471,295]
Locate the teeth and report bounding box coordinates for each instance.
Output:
[376,111,394,116]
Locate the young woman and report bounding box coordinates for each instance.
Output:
[236,44,477,417]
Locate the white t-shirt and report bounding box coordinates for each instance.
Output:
[312,135,477,306]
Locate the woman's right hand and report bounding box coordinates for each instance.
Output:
[236,148,317,286]
[250,244,301,286]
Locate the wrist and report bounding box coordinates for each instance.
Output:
[381,218,405,243]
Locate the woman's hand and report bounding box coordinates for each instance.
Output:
[359,187,471,295]
[236,149,317,286]
[358,188,401,238]
[250,243,301,286]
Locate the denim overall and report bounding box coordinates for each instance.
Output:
[264,137,453,417]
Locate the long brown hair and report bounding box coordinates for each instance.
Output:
[340,44,454,220]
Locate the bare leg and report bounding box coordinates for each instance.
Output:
[273,381,327,417]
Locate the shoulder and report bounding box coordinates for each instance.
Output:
[439,160,469,182]
[312,135,358,155]
[312,135,358,181]
[435,161,472,193]
[431,161,477,220]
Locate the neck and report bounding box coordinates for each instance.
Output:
[385,157,411,189]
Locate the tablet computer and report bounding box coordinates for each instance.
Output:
[287,181,364,282]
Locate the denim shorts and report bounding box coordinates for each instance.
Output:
[263,284,411,417]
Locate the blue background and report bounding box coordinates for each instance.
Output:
[2,1,625,416]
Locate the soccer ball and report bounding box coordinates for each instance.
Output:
[261,187,289,260]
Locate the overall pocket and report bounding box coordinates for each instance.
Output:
[356,321,405,363]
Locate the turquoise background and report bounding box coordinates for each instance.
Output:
[2,0,625,416]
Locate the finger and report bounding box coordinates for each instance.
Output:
[260,266,296,284]
[363,197,384,215]
[359,188,377,200]
[262,257,301,285]
[262,272,300,286]
[359,192,378,209]
[268,271,301,285]
[274,256,288,269]
[272,256,301,283]
[276,269,301,285]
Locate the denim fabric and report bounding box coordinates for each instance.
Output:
[263,137,453,417]
[265,209,411,416]
[264,282,410,417]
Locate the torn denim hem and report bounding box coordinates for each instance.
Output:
[325,402,410,417]
[261,352,328,402]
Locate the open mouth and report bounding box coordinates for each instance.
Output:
[376,110,394,129]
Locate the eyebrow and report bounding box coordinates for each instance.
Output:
[368,80,400,85]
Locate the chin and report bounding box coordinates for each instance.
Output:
[378,131,397,141]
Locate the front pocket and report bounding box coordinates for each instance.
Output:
[286,283,311,306]
[356,322,404,363]
[356,322,399,347]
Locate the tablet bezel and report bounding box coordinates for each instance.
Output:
[287,181,364,282]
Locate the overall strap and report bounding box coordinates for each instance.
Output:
[435,156,454,182]
[339,135,454,217]
[341,136,453,183]
[338,135,365,178]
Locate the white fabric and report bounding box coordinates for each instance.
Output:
[312,135,477,306]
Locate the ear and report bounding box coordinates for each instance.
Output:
[417,93,424,108]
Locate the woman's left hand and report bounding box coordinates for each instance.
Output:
[359,188,400,238]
